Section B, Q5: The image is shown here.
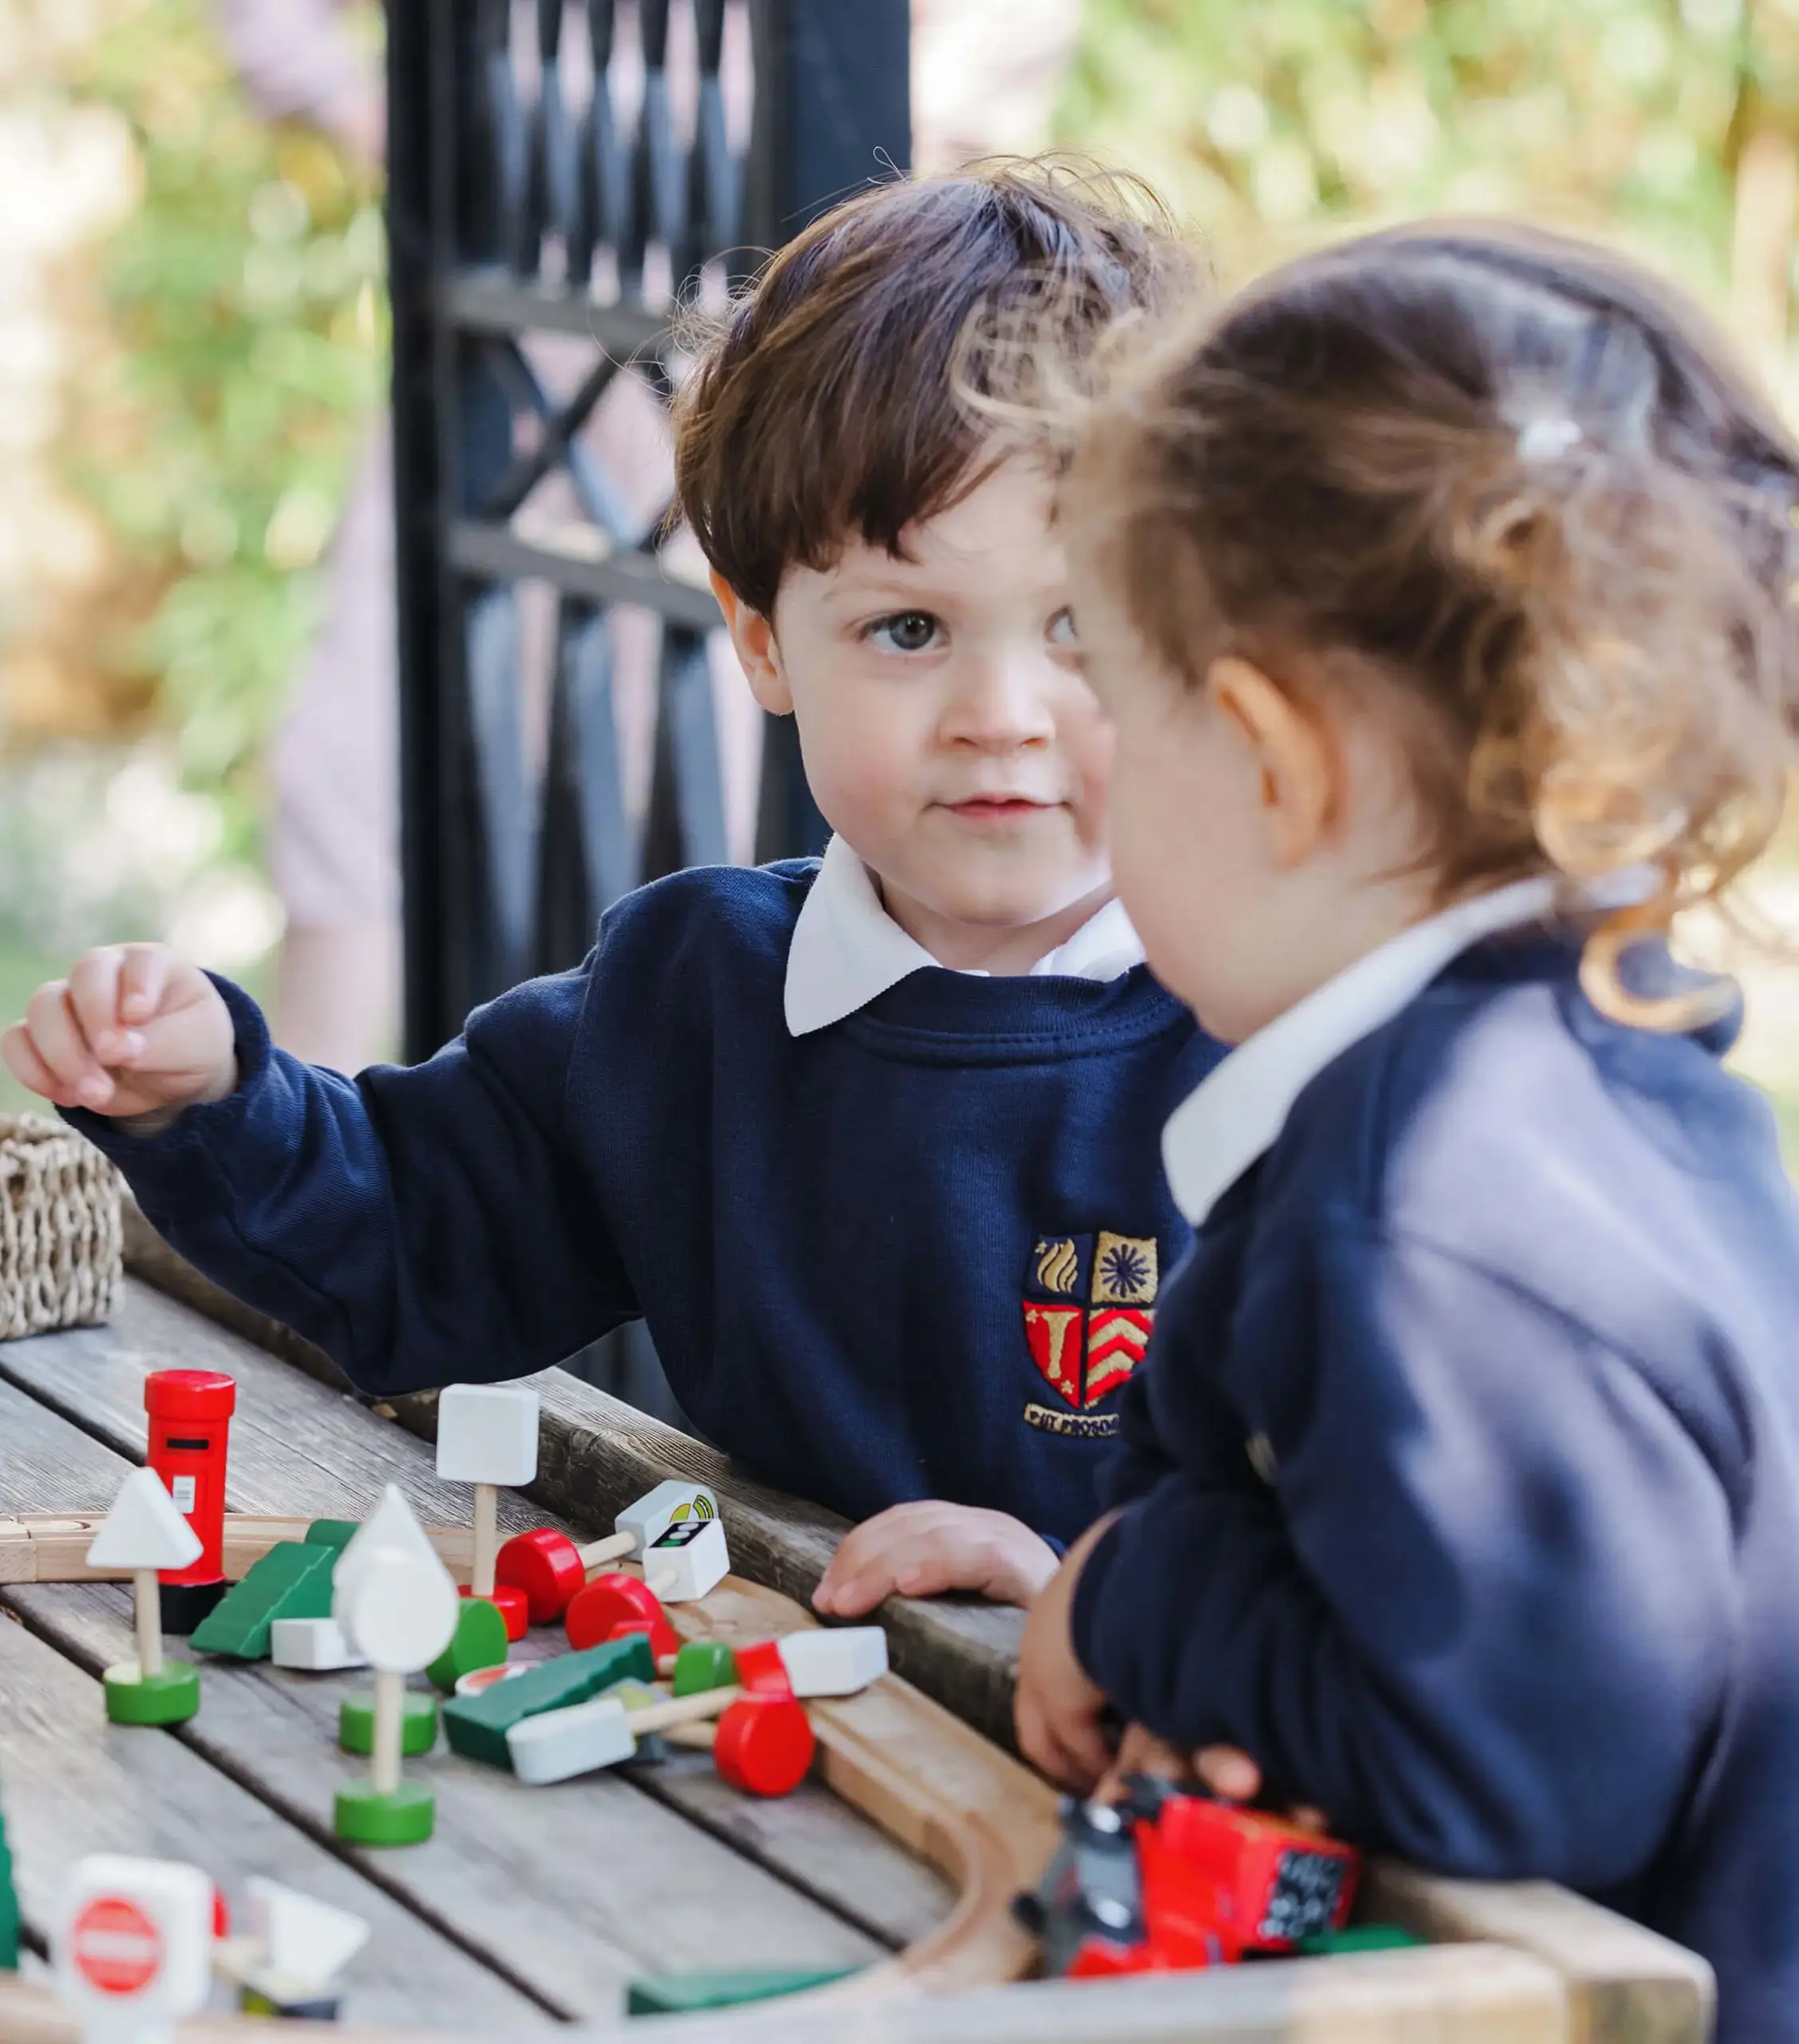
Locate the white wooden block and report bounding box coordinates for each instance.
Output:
[506,1696,636,1784]
[57,1855,213,2036]
[616,1480,717,1554]
[435,1384,539,1487]
[85,1469,203,1573]
[641,1515,729,1604]
[337,1546,459,1673]
[270,1618,367,1672]
[776,1626,888,1698]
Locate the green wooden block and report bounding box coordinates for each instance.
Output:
[625,1968,858,2015]
[671,1641,737,1697]
[424,1598,509,1694]
[334,1783,434,1847]
[1297,1923,1425,1956]
[443,1634,653,1769]
[0,1805,19,1972]
[303,1519,359,1551]
[190,1541,336,1659]
[339,1691,439,1757]
[102,1662,200,1725]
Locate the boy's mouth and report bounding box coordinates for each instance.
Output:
[943,796,1056,824]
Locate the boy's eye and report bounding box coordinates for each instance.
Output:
[1048,607,1078,647]
[866,612,941,653]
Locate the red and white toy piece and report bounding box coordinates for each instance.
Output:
[731,1639,796,1700]
[56,1856,212,2044]
[435,1385,538,1641]
[641,1515,728,1604]
[564,1571,678,1659]
[495,1481,719,1625]
[506,1695,637,1784]
[775,1626,888,1698]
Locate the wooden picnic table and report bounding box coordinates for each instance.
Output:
[0,1216,1717,2042]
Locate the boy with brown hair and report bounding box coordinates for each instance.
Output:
[6,161,1222,1614]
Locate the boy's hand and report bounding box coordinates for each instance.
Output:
[812,1502,1060,1616]
[1015,1512,1118,1788]
[2,945,237,1124]
[1092,1729,1326,1830]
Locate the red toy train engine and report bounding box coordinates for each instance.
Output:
[1015,1775,1360,1979]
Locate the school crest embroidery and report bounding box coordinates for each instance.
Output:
[1022,1230,1159,1438]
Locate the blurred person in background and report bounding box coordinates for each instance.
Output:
[216,0,399,1073]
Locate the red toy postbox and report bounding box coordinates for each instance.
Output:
[144,1369,236,1630]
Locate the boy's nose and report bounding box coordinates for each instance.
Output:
[940,656,1057,751]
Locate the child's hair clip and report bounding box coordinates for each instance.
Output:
[1516,415,1583,461]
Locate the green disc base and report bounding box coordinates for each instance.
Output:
[335,1783,434,1846]
[339,1691,438,1757]
[626,1967,858,2015]
[425,1598,509,1694]
[103,1661,200,1725]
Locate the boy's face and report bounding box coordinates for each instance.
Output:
[720,458,1115,961]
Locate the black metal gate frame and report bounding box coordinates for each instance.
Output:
[386,0,911,1065]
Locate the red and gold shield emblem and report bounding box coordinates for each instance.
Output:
[1021,1230,1159,1418]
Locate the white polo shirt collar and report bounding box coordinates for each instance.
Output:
[785,834,1146,1036]
[1162,874,1566,1227]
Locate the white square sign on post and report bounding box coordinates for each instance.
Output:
[55,1855,214,2044]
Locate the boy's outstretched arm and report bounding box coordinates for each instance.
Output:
[4,943,634,1396]
[1024,1224,1738,1892]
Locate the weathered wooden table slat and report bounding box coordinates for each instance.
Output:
[0,1230,1716,2043]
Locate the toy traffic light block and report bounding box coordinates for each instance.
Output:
[444,1633,654,1768]
[436,1384,537,1640]
[88,1468,204,1726]
[144,1369,236,1635]
[189,1541,335,1659]
[55,1856,213,2042]
[565,1572,678,1658]
[496,1482,719,1624]
[624,1968,858,2016]
[1150,1788,1358,1951]
[642,1515,729,1604]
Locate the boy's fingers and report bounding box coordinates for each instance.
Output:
[24,984,110,1105]
[66,949,140,1064]
[2,1022,75,1107]
[117,945,171,1024]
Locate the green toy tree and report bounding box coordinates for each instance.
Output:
[0,1796,20,1971]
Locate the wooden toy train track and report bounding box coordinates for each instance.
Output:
[0,1515,1061,2038]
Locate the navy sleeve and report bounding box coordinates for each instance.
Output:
[1069,1223,1738,1888]
[68,961,636,1397]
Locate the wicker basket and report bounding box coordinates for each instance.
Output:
[0,1114,123,1341]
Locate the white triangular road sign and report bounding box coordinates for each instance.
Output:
[244,1880,369,1991]
[86,1468,203,1572]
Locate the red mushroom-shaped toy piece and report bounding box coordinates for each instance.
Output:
[713,1697,815,1797]
[565,1572,673,1654]
[493,1528,591,1626]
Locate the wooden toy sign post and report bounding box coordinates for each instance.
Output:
[435,1384,537,1641]
[332,1488,460,1846]
[55,1856,212,2044]
[86,1470,204,1726]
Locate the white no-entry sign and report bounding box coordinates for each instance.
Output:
[56,1855,212,2043]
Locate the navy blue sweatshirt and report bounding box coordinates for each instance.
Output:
[1072,929,1799,2042]
[73,862,1220,1543]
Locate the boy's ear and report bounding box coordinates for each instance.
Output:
[711,570,792,716]
[1205,655,1334,869]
